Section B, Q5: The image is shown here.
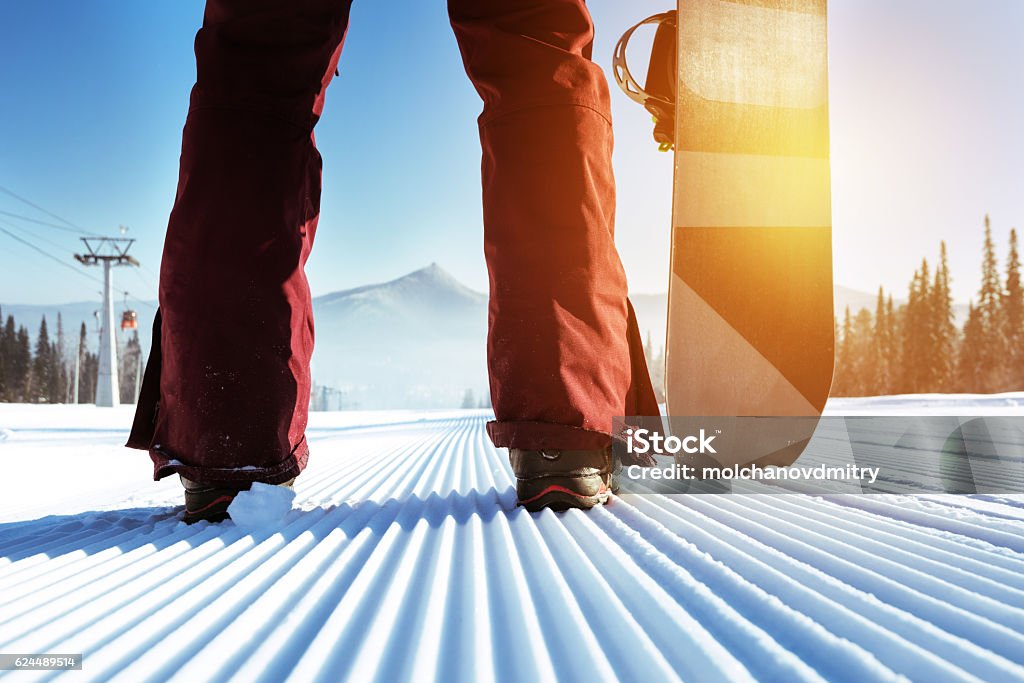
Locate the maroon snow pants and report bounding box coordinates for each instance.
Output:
[127,0,658,485]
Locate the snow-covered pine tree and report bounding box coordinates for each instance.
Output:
[30,316,53,403]
[14,325,30,401]
[899,269,916,393]
[48,340,63,403]
[901,264,932,393]
[83,351,98,404]
[886,294,900,392]
[851,308,874,395]
[1,321,14,401]
[0,306,5,401]
[958,302,984,392]
[832,307,853,395]
[3,316,13,400]
[978,215,1005,391]
[77,322,93,404]
[52,313,67,403]
[932,242,957,392]
[1002,228,1024,389]
[872,287,891,394]
[921,258,946,392]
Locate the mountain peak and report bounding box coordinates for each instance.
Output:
[401,262,465,288]
[314,264,486,307]
[406,261,445,280]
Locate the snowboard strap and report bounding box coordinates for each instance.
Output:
[612,10,677,150]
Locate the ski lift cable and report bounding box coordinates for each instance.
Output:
[0,225,157,310]
[0,225,105,287]
[131,267,151,289]
[131,263,159,290]
[1,219,155,305]
[0,184,101,236]
[125,292,157,311]
[0,187,160,297]
[139,263,160,281]
[130,271,160,308]
[0,209,100,236]
[0,216,78,254]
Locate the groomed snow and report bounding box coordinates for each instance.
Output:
[0,397,1023,682]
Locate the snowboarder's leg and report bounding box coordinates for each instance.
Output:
[448,0,659,453]
[127,0,352,486]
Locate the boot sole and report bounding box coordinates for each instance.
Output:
[517,483,611,512]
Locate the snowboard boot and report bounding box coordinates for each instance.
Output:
[510,447,616,512]
[180,475,295,524]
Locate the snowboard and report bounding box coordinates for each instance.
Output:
[615,0,834,467]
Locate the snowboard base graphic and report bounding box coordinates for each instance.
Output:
[615,0,834,467]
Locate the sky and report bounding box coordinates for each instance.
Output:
[0,0,1021,306]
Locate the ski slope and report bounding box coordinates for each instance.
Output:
[1,399,1023,682]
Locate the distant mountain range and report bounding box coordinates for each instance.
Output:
[310,263,487,409]
[1,266,969,408]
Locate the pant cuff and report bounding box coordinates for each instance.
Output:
[486,419,612,451]
[149,437,309,487]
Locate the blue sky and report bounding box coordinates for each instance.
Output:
[1,0,1022,305]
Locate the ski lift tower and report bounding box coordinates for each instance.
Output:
[75,235,139,407]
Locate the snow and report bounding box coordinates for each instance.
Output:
[227,484,296,532]
[0,397,1023,681]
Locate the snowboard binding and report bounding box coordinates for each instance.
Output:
[611,10,678,151]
